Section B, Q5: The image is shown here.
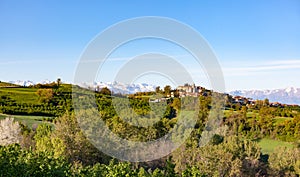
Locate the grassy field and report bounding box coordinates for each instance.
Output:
[0,113,53,128]
[273,117,293,124]
[224,110,257,116]
[0,84,72,127]
[257,138,295,154]
[0,87,39,104]
[246,111,258,118]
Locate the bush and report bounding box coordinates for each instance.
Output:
[0,118,21,146]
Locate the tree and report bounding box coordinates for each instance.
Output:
[34,123,66,159]
[269,147,300,176]
[258,107,274,135]
[0,117,21,146]
[171,98,181,111]
[57,78,61,88]
[172,136,265,176]
[36,89,54,103]
[100,87,111,95]
[164,85,171,96]
[263,98,269,106]
[53,113,110,165]
[155,86,161,93]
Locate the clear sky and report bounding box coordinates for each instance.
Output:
[0,0,300,91]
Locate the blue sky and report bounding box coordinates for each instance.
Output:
[0,0,300,91]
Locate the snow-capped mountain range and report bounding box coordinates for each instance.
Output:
[9,80,52,87]
[9,80,156,94]
[230,87,300,105]
[79,81,156,94]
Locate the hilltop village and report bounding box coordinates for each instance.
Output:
[146,83,290,109]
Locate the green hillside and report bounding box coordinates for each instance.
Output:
[0,87,39,104]
[0,83,300,176]
[0,83,72,117]
[0,81,18,87]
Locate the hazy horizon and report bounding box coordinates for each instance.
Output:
[3,79,300,93]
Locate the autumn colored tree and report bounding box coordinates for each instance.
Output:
[36,88,54,103]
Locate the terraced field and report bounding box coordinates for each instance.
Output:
[0,113,53,128]
[0,87,39,104]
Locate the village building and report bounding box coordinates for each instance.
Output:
[177,83,204,97]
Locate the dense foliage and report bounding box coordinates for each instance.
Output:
[0,83,300,176]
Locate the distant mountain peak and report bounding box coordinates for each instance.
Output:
[9,80,35,87]
[80,81,156,94]
[230,87,300,105]
[285,86,298,94]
